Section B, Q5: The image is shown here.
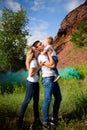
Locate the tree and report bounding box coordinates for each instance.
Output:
[70,19,87,47]
[0,7,29,72]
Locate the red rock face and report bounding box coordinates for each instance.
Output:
[53,2,87,68]
[56,2,87,38]
[57,38,87,68]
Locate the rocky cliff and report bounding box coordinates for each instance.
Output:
[54,1,87,68]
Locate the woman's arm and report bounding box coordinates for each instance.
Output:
[30,61,44,77]
[25,54,30,71]
[29,66,41,77]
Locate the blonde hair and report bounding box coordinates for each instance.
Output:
[25,47,34,70]
[45,36,54,45]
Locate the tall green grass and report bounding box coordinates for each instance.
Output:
[0,64,87,130]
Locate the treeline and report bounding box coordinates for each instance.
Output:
[0,7,30,72]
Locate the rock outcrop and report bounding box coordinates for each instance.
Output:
[54,1,87,48]
[53,1,87,68]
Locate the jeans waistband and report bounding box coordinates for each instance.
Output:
[42,76,54,80]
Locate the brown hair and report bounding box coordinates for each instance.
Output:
[32,40,40,47]
[25,47,34,70]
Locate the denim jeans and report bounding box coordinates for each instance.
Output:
[42,76,62,122]
[19,80,39,121]
[52,56,59,76]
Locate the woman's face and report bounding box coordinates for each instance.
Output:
[36,42,44,52]
[32,47,40,57]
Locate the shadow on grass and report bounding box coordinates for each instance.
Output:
[0,111,50,130]
[0,109,87,130]
[61,110,86,124]
[0,110,58,130]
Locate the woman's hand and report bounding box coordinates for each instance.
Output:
[39,61,45,66]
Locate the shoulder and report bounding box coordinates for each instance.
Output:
[45,45,52,50]
[45,45,54,52]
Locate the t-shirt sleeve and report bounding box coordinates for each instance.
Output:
[45,45,52,51]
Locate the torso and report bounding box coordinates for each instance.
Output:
[38,54,54,77]
[27,58,39,82]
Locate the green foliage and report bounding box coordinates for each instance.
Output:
[59,64,87,118]
[0,83,15,94]
[70,19,87,47]
[59,67,80,80]
[0,70,27,94]
[0,64,87,129]
[0,68,80,94]
[0,7,29,72]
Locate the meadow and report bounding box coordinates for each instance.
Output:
[0,64,87,130]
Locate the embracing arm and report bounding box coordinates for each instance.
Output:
[29,66,41,77]
[25,55,41,77]
[30,61,45,77]
[43,50,55,68]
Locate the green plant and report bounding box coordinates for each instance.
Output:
[0,83,15,94]
[0,64,87,129]
[0,7,29,72]
[70,19,87,47]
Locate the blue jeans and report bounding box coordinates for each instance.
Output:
[52,56,59,76]
[42,76,62,122]
[19,80,39,121]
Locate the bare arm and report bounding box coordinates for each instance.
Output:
[25,54,30,71]
[25,54,41,77]
[29,66,41,77]
[41,49,47,54]
[43,50,55,68]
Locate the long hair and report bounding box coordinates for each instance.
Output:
[25,47,34,70]
[32,40,40,47]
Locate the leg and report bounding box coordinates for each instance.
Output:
[52,56,61,82]
[54,68,59,76]
[57,69,60,76]
[42,77,54,122]
[52,82,62,119]
[19,80,34,120]
[33,82,40,121]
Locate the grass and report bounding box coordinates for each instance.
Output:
[0,64,87,130]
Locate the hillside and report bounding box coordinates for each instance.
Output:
[57,37,87,68]
[54,1,87,68]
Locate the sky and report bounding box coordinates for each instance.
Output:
[0,0,84,46]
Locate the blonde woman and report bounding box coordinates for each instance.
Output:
[17,46,42,128]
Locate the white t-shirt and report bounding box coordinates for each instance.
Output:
[44,45,57,56]
[27,58,39,82]
[38,54,54,77]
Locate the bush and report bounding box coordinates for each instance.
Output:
[70,19,87,47]
[0,70,27,94]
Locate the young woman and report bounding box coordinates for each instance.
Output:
[17,46,42,128]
